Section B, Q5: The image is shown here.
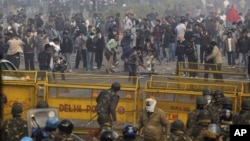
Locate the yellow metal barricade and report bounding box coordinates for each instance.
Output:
[44,72,141,134]
[238,81,250,110]
[2,70,39,120]
[177,62,246,78]
[143,76,238,124]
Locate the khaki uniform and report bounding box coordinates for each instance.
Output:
[136,108,169,141]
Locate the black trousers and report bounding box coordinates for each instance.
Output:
[204,63,216,79]
[95,49,103,68]
[75,49,87,68]
[24,53,35,70]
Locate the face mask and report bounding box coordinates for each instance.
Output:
[90,35,94,39]
[145,98,156,113]
[205,95,212,105]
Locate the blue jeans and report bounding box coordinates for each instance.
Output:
[154,41,162,64]
[168,43,176,61]
[62,53,72,70]
[238,53,248,66]
[87,52,95,70]
[227,51,235,65]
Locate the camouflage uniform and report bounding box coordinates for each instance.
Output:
[49,131,77,141]
[1,117,28,141]
[233,99,250,125]
[168,119,192,141]
[168,131,192,141]
[186,110,212,140]
[208,90,224,124]
[220,123,230,141]
[187,96,208,129]
[233,110,250,125]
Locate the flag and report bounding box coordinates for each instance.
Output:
[226,5,240,23]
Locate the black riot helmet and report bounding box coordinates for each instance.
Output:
[11,102,23,116]
[58,119,74,134]
[36,100,49,108]
[171,119,185,132]
[241,99,250,110]
[213,90,224,104]
[196,96,207,109]
[203,88,213,96]
[100,130,119,141]
[222,97,233,110]
[111,82,121,92]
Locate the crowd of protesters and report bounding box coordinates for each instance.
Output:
[0,0,250,80]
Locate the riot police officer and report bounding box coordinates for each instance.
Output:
[187,109,212,140]
[168,119,192,141]
[36,117,59,141]
[49,119,75,140]
[233,99,250,125]
[202,88,214,106]
[219,109,232,141]
[187,96,208,129]
[1,102,28,141]
[209,90,225,124]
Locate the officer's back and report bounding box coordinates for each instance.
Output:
[1,102,28,141]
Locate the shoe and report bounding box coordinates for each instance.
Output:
[195,76,199,78]
[93,66,98,69]
[68,69,73,72]
[110,69,115,73]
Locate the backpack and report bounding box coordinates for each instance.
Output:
[95,90,112,114]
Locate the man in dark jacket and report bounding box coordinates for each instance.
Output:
[61,30,73,72]
[23,30,35,70]
[95,30,105,69]
[38,44,52,80]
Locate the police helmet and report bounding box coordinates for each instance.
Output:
[100,130,119,141]
[241,99,250,110]
[36,100,49,108]
[196,96,207,105]
[220,109,233,122]
[122,125,137,139]
[111,82,121,92]
[11,103,23,116]
[46,117,59,129]
[58,119,74,134]
[202,88,213,96]
[21,136,33,141]
[214,90,224,98]
[171,119,185,131]
[222,97,233,110]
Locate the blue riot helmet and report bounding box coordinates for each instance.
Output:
[46,117,59,129]
[21,136,33,141]
[122,125,137,139]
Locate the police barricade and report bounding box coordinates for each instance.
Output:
[143,78,238,125]
[44,72,141,134]
[36,70,49,101]
[2,70,39,121]
[238,81,250,109]
[177,62,247,79]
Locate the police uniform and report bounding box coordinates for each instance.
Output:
[168,131,192,141]
[1,103,28,141]
[50,131,76,141]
